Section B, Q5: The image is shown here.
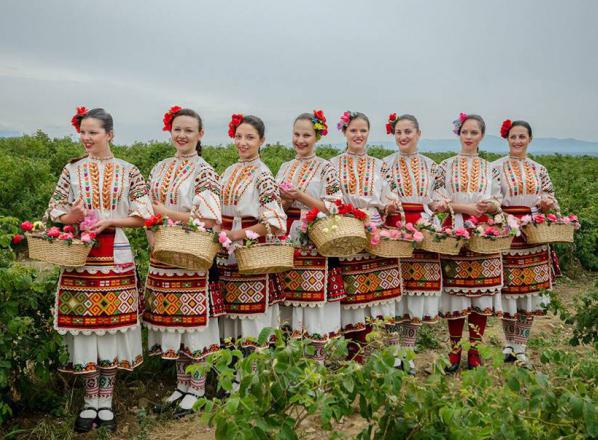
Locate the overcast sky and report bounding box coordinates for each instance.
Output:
[1,0,597,145]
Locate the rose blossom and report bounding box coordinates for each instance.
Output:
[246,230,260,240]
[413,231,424,242]
[46,227,61,238]
[20,221,33,232]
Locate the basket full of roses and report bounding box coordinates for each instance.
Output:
[520,212,579,244]
[415,206,470,256]
[465,211,519,254]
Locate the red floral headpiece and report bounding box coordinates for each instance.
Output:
[452,112,468,135]
[162,105,182,132]
[228,113,244,138]
[311,109,328,141]
[71,106,89,133]
[500,119,512,139]
[385,112,399,135]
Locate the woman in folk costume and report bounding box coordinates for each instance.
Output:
[382,113,442,375]
[218,114,287,350]
[47,107,153,432]
[331,111,403,363]
[276,110,345,362]
[431,113,503,373]
[144,107,223,416]
[493,119,559,368]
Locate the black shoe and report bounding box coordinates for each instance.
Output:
[74,408,97,433]
[444,360,460,374]
[96,408,117,431]
[503,346,517,363]
[153,388,186,413]
[173,406,195,419]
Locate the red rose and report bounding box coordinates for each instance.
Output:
[389,113,397,121]
[314,110,325,121]
[385,123,392,135]
[20,221,33,232]
[500,119,512,139]
[533,214,545,224]
[305,208,319,223]
[162,105,182,132]
[88,231,97,239]
[11,234,24,245]
[334,200,343,207]
[546,213,558,222]
[46,227,61,238]
[63,225,75,233]
[321,129,328,136]
[353,209,367,221]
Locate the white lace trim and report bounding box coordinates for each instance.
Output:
[503,245,548,256]
[54,322,140,336]
[148,266,207,276]
[143,321,211,334]
[64,265,133,274]
[402,290,442,297]
[341,296,400,310]
[444,285,503,296]
[283,300,326,308]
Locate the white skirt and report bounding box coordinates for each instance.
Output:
[341,302,396,331]
[59,326,143,374]
[280,302,341,341]
[501,293,550,319]
[147,318,221,361]
[396,293,441,324]
[440,293,503,319]
[219,304,280,347]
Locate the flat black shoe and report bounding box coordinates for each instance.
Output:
[74,408,97,433]
[444,360,460,374]
[173,407,195,419]
[504,353,517,363]
[96,408,117,432]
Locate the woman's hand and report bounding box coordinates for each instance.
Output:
[152,200,168,216]
[225,229,243,242]
[537,196,557,212]
[384,202,398,216]
[60,199,86,224]
[280,187,302,201]
[90,218,114,235]
[461,203,485,218]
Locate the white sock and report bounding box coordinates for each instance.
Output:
[80,371,99,419]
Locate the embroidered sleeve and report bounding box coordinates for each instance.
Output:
[320,162,343,211]
[256,171,287,233]
[539,165,559,209]
[432,159,451,203]
[128,165,153,219]
[381,159,398,192]
[48,165,74,222]
[488,165,503,208]
[191,164,222,223]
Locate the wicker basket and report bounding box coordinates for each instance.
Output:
[308,216,367,257]
[366,233,415,258]
[235,243,295,275]
[523,223,575,244]
[153,227,219,271]
[418,205,466,256]
[26,233,91,267]
[467,234,514,254]
[419,230,465,255]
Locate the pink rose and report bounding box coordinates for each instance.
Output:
[533,214,546,224]
[218,231,232,248]
[487,218,495,225]
[405,223,416,233]
[468,216,479,226]
[63,225,75,233]
[546,214,558,222]
[279,181,294,191]
[455,227,469,238]
[379,230,391,238]
[568,214,578,222]
[46,227,61,238]
[389,229,400,239]
[370,234,380,246]
[413,231,424,242]
[300,222,308,233]
[561,217,571,224]
[246,230,260,240]
[443,228,453,235]
[58,232,73,240]
[81,232,93,244]
[403,233,413,240]
[520,215,532,225]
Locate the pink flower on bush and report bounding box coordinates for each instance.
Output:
[20,221,33,232]
[46,227,61,238]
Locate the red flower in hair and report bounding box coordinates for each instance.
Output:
[162,106,182,132]
[71,106,89,133]
[386,113,398,135]
[228,113,244,138]
[314,110,326,122]
[500,119,512,139]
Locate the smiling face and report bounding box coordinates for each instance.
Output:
[459,119,484,154]
[171,115,203,155]
[394,119,420,153]
[344,117,369,152]
[234,122,264,160]
[79,117,113,157]
[507,125,532,157]
[292,119,317,158]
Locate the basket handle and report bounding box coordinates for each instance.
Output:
[446,203,456,229]
[262,221,273,239]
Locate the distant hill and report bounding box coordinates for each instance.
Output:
[358,135,598,155]
[0,131,20,138]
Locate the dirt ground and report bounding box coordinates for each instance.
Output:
[2,274,595,440]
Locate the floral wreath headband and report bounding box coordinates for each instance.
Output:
[311,109,328,141]
[228,113,244,138]
[451,112,468,135]
[336,110,359,132]
[71,106,89,133]
[385,112,399,135]
[162,105,182,131]
[500,119,512,139]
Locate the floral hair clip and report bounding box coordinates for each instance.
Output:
[452,112,468,135]
[162,105,182,132]
[337,111,358,132]
[312,109,328,141]
[228,113,244,138]
[385,112,399,135]
[500,119,512,139]
[71,106,89,133]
